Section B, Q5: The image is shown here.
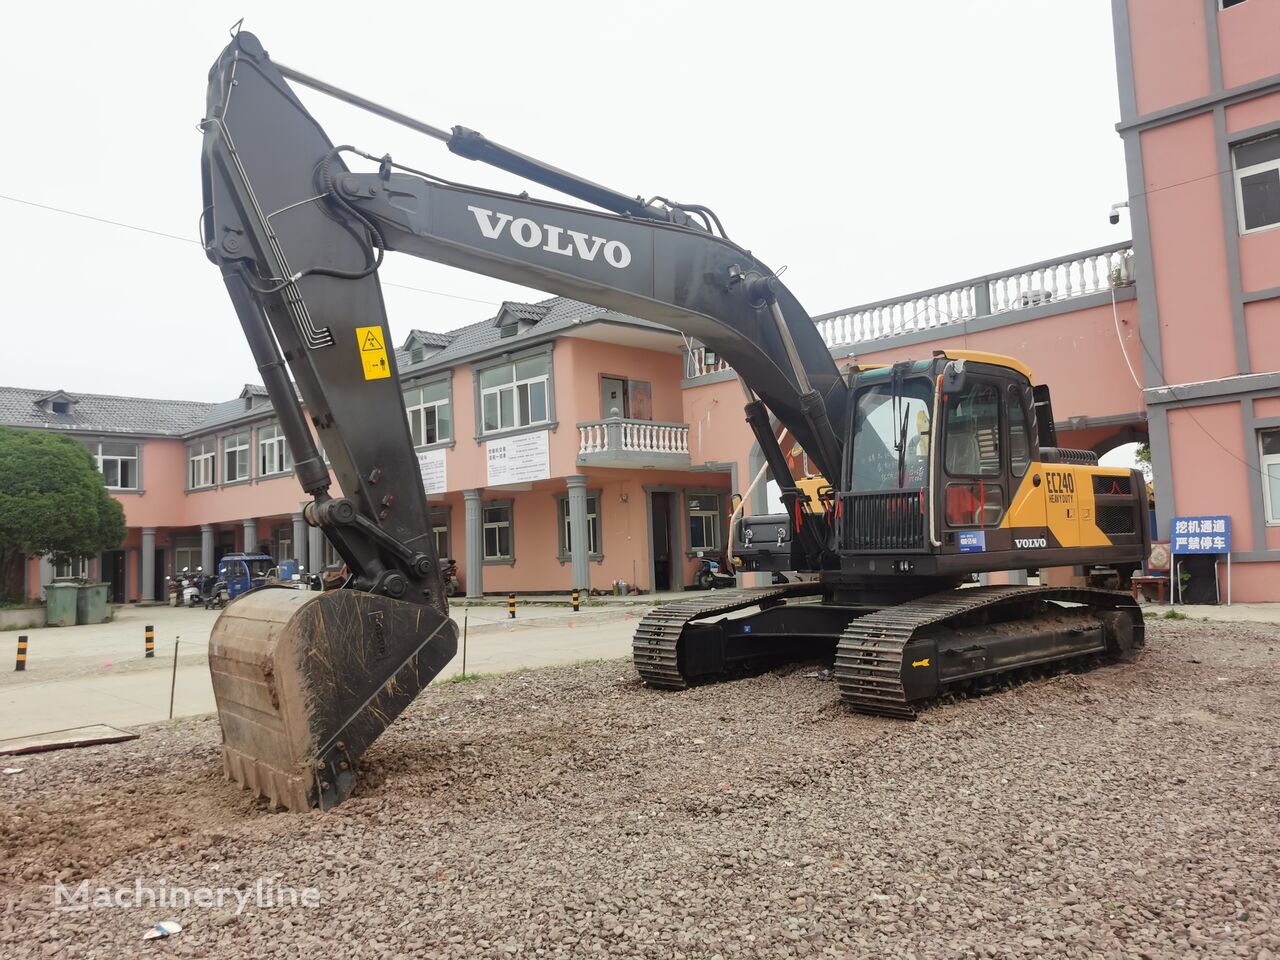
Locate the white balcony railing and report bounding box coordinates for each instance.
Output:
[682,241,1135,379]
[814,242,1134,350]
[577,418,690,466]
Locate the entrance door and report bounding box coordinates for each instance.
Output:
[651,492,673,592]
[601,377,628,419]
[103,550,126,603]
[153,548,166,602]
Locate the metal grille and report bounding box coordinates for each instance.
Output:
[840,490,927,552]
[1040,447,1099,465]
[1096,504,1136,536]
[1093,475,1133,496]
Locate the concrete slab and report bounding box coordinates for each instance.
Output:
[0,724,138,756]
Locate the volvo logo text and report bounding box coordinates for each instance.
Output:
[468,206,632,268]
[1014,538,1048,549]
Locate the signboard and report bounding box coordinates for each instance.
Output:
[957,530,986,553]
[416,447,447,495]
[487,430,550,486]
[1170,515,1230,554]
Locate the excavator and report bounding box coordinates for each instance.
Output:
[200,30,1148,811]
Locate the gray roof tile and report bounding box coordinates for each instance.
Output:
[0,387,216,437]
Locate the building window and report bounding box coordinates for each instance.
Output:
[1233,134,1280,234]
[53,555,87,580]
[90,441,139,490]
[258,424,292,477]
[1221,0,1248,8]
[173,539,201,574]
[686,493,723,551]
[430,508,451,560]
[557,494,602,559]
[188,439,216,489]
[410,345,425,364]
[479,355,550,434]
[405,380,452,446]
[482,502,513,561]
[1262,429,1280,525]
[224,432,250,482]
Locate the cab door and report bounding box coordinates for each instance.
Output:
[940,378,1007,553]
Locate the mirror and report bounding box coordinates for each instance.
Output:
[941,359,968,395]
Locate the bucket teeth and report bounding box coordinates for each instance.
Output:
[209,587,457,810]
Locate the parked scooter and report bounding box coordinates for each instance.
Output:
[165,566,205,607]
[440,558,461,597]
[694,551,736,590]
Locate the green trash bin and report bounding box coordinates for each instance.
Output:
[45,581,79,627]
[76,583,112,625]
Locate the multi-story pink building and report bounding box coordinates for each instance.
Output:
[1111,0,1280,600]
[5,0,1278,603]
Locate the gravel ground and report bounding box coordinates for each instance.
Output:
[1,617,1277,959]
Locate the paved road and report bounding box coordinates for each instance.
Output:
[0,600,655,740]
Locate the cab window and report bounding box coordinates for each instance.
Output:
[1007,386,1032,478]
[944,382,1001,477]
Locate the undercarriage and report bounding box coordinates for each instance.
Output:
[632,582,1143,718]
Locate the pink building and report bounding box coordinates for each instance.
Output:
[1112,0,1280,600]
[5,0,1278,603]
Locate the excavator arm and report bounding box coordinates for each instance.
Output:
[199,30,846,809]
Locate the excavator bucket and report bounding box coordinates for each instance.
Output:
[208,587,458,811]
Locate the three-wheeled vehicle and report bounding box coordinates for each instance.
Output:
[215,553,276,601]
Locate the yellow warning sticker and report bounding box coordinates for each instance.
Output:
[911,658,931,668]
[356,325,391,381]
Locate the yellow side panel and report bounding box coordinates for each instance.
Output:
[1002,465,1047,530]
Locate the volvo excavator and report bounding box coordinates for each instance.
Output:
[200,30,1147,811]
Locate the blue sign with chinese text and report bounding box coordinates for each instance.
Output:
[958,530,986,553]
[1171,515,1230,554]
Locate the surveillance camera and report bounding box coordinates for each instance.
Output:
[1109,201,1129,225]
[1109,211,1120,225]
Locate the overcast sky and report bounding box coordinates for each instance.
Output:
[0,1,1129,401]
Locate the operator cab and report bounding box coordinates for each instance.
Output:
[838,351,1147,579]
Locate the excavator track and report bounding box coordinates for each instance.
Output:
[632,583,824,688]
[834,585,1143,719]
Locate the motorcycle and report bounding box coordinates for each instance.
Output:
[167,566,203,607]
[201,574,230,609]
[440,558,461,597]
[694,551,736,590]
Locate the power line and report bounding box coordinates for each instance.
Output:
[0,193,503,308]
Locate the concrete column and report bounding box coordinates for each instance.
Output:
[242,519,257,554]
[464,488,483,598]
[308,524,325,574]
[141,527,156,602]
[566,475,591,591]
[201,525,215,574]
[292,513,307,568]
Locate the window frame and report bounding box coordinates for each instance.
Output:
[257,423,293,478]
[404,376,453,448]
[1261,428,1280,526]
[90,440,140,491]
[1006,384,1033,479]
[473,346,557,440]
[481,499,515,564]
[943,380,1004,479]
[53,555,88,580]
[556,492,603,561]
[188,438,217,490]
[685,491,724,554]
[223,432,251,484]
[430,507,451,561]
[1232,132,1280,236]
